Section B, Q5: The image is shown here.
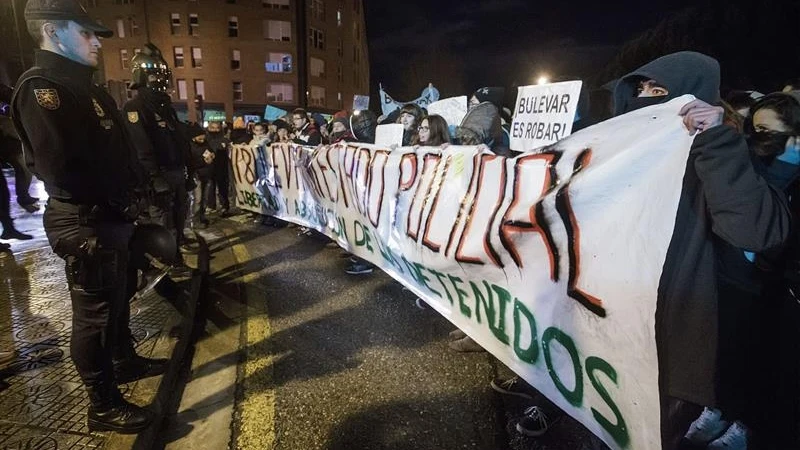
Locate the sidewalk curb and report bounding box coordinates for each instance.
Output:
[106,235,210,450]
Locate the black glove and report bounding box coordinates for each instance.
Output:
[185,175,197,191]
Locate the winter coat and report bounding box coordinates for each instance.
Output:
[614,51,792,408]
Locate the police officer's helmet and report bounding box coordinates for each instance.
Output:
[129,224,178,270]
[130,43,172,93]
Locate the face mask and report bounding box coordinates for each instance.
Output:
[624,96,667,113]
[748,131,791,159]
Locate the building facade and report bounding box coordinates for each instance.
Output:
[85,0,369,121]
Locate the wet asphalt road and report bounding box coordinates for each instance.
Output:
[215,217,509,450]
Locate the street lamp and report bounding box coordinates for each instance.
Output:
[536,75,550,85]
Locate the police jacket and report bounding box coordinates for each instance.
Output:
[123,87,190,175]
[11,50,143,209]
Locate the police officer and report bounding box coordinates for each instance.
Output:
[11,0,164,433]
[123,44,192,254]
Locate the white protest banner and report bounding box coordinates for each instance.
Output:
[230,96,700,450]
[230,144,271,214]
[510,80,583,152]
[426,96,468,127]
[379,83,441,116]
[353,95,370,111]
[374,123,404,147]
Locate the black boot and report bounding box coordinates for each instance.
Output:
[87,385,152,434]
[0,227,32,240]
[113,354,169,384]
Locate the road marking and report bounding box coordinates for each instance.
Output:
[231,239,277,450]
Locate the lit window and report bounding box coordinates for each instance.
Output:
[170,13,181,35]
[231,49,241,70]
[173,47,184,68]
[228,16,239,38]
[265,20,291,41]
[124,79,133,99]
[189,13,199,36]
[266,53,292,73]
[116,19,126,38]
[310,0,325,20]
[310,85,325,107]
[262,0,290,9]
[129,16,139,36]
[191,47,202,68]
[233,82,243,102]
[337,9,342,26]
[120,49,129,69]
[177,79,188,100]
[309,27,324,50]
[194,79,205,99]
[267,83,293,102]
[310,57,325,78]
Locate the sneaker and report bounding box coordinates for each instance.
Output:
[0,242,10,252]
[345,262,374,275]
[448,336,485,352]
[516,406,556,437]
[448,329,467,340]
[415,298,428,309]
[707,421,748,450]
[685,407,731,445]
[490,376,534,400]
[297,227,313,236]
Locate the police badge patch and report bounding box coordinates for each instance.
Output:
[128,111,139,123]
[34,89,60,110]
[92,98,105,117]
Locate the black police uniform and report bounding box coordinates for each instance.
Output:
[123,88,191,247]
[11,49,151,432]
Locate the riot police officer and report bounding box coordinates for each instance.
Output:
[123,44,192,253]
[11,0,166,433]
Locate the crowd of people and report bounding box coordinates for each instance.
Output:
[1,0,799,448]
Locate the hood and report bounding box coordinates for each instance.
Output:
[456,102,502,146]
[781,90,800,105]
[613,51,720,116]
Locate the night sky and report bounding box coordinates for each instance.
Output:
[364,0,697,102]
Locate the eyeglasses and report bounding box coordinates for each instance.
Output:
[418,126,429,132]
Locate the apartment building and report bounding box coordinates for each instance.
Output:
[86,0,369,121]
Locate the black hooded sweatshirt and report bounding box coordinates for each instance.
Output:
[613,52,791,409]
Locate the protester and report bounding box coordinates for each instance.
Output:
[205,120,232,216]
[188,126,214,229]
[350,110,379,144]
[609,51,791,449]
[230,116,251,144]
[291,108,321,146]
[455,102,507,155]
[412,114,450,146]
[727,91,800,449]
[396,103,425,146]
[273,119,292,143]
[249,122,270,147]
[329,117,355,143]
